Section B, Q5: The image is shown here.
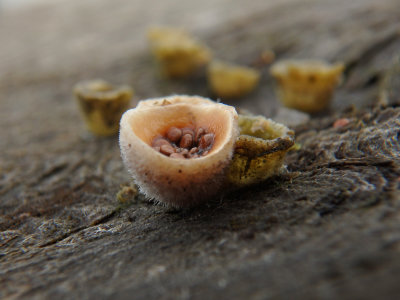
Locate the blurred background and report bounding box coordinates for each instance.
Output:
[0,0,52,10]
[1,0,399,137]
[1,0,399,152]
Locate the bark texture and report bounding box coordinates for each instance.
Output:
[1,0,400,299]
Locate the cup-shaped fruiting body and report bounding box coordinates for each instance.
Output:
[148,27,212,78]
[119,95,238,207]
[74,79,133,136]
[208,60,260,98]
[270,59,344,113]
[227,114,295,187]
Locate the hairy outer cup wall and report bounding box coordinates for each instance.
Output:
[119,95,239,207]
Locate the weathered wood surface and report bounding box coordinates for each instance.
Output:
[1,0,400,299]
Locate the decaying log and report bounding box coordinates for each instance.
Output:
[1,0,400,299]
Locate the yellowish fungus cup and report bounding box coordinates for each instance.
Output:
[119,95,239,207]
[148,27,212,78]
[208,60,260,98]
[74,79,133,136]
[227,114,295,187]
[270,59,344,113]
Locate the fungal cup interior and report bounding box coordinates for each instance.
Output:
[127,103,232,156]
[238,115,284,141]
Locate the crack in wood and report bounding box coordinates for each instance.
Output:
[38,210,118,248]
[311,158,396,170]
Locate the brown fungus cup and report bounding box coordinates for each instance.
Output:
[74,79,133,136]
[119,95,239,207]
[227,114,295,187]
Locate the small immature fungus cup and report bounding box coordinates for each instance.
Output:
[270,59,344,113]
[147,27,212,78]
[227,114,295,187]
[119,95,239,207]
[208,60,260,99]
[74,79,133,136]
